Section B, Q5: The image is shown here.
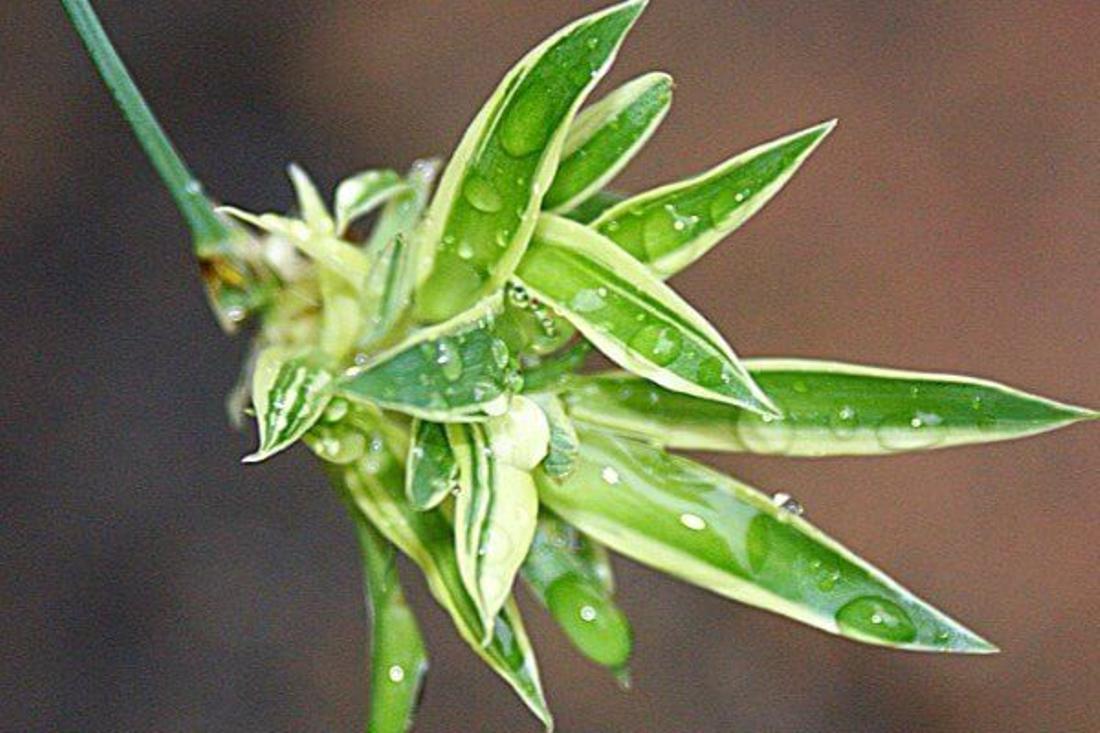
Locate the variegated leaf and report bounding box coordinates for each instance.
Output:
[545,72,672,212]
[537,428,997,653]
[333,168,407,235]
[563,363,1098,456]
[244,347,335,463]
[515,214,778,416]
[413,0,648,323]
[592,120,835,277]
[450,396,548,634]
[522,513,632,671]
[406,419,458,511]
[337,434,552,728]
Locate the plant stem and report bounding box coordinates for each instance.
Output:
[60,0,229,249]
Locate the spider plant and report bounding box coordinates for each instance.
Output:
[62,0,1096,730]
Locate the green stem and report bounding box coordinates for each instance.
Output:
[60,0,229,248]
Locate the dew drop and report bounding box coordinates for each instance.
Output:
[771,492,804,516]
[388,665,406,683]
[435,338,464,382]
[679,512,707,531]
[500,93,552,157]
[490,337,510,370]
[579,605,598,622]
[601,466,620,485]
[828,405,859,440]
[322,399,349,424]
[463,175,504,213]
[835,596,917,643]
[697,357,729,387]
[737,412,794,454]
[876,411,944,451]
[457,241,475,260]
[629,323,683,366]
[570,288,606,313]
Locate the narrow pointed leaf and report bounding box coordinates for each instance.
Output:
[336,438,552,728]
[366,159,442,253]
[220,206,370,288]
[244,347,335,463]
[544,72,672,212]
[515,214,777,415]
[359,161,443,350]
[287,163,335,234]
[537,428,996,653]
[528,393,580,478]
[406,419,458,511]
[338,492,428,733]
[562,189,627,224]
[356,519,428,733]
[359,233,417,352]
[522,514,632,670]
[413,0,648,323]
[318,267,363,361]
[592,120,835,277]
[333,168,407,235]
[564,362,1098,456]
[339,298,521,421]
[450,397,548,634]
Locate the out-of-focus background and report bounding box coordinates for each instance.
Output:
[2,1,1097,731]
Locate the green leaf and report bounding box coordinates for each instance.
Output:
[318,267,363,361]
[355,518,428,733]
[544,72,672,212]
[412,0,648,323]
[244,347,335,463]
[219,205,371,289]
[537,428,997,653]
[324,452,429,733]
[562,189,627,224]
[522,514,632,671]
[406,419,458,511]
[288,163,335,235]
[339,298,520,421]
[365,159,442,254]
[528,393,580,478]
[564,362,1099,456]
[336,489,428,733]
[493,283,577,358]
[520,340,594,394]
[338,435,552,729]
[591,120,835,277]
[450,397,548,634]
[515,214,778,416]
[359,233,417,352]
[333,168,408,236]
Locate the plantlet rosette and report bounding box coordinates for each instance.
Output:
[64,0,1098,730]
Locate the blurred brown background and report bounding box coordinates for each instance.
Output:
[2,1,1097,731]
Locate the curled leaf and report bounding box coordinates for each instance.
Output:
[450,397,548,634]
[333,168,407,235]
[406,419,458,511]
[244,347,334,463]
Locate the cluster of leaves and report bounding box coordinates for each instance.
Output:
[92,1,1094,730]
